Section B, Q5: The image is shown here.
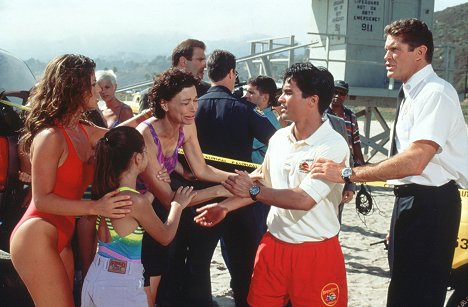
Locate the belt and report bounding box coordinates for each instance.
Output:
[95,254,141,275]
[393,180,456,197]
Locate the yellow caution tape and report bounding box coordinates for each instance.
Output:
[4,99,467,201]
[0,99,31,112]
[178,149,260,169]
[178,149,468,199]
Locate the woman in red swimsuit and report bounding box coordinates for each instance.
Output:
[9,54,150,307]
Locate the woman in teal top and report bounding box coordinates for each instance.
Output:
[81,126,196,307]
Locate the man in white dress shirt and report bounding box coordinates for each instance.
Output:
[310,18,468,307]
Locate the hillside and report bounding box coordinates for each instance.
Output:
[433,2,468,94]
[22,3,468,95]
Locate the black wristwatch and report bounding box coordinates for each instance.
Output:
[249,185,261,201]
[341,167,353,184]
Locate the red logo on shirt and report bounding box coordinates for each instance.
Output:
[321,283,339,306]
[298,159,314,173]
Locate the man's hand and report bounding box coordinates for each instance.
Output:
[341,190,354,203]
[222,170,255,198]
[194,203,228,227]
[310,158,346,183]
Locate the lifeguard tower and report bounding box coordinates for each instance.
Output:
[237,0,456,161]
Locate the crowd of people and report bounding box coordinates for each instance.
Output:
[8,17,468,307]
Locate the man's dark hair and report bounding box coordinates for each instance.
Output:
[171,39,206,67]
[248,76,278,106]
[207,50,236,82]
[283,63,334,114]
[148,68,198,118]
[384,18,433,63]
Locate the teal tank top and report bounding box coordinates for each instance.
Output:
[96,187,145,262]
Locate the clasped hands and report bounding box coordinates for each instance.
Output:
[194,169,263,227]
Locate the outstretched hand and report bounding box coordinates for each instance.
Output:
[194,203,228,227]
[222,170,254,199]
[172,186,197,209]
[310,158,347,183]
[94,190,133,218]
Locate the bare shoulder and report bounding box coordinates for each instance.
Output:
[121,103,133,113]
[80,121,108,146]
[32,126,66,148]
[136,117,155,133]
[126,191,152,216]
[121,103,134,118]
[182,123,196,142]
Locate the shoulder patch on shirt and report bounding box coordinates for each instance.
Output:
[298,159,314,173]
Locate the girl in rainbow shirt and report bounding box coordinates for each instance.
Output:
[81,126,196,307]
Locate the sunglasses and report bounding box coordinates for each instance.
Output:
[335,89,348,96]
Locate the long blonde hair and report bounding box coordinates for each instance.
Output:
[20,54,96,153]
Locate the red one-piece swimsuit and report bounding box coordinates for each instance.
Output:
[11,124,94,252]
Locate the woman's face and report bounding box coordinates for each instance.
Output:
[164,86,198,125]
[97,78,117,103]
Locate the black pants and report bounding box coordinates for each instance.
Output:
[387,181,461,307]
[184,205,258,307]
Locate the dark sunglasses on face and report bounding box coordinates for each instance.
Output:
[335,89,348,96]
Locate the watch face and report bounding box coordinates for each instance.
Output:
[249,185,260,195]
[341,167,352,177]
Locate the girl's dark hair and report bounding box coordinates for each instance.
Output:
[91,126,145,200]
[148,68,198,119]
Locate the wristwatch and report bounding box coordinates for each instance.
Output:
[249,185,261,201]
[341,167,353,184]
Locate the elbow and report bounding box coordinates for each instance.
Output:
[406,162,426,177]
[299,197,316,211]
[160,236,175,246]
[34,196,46,212]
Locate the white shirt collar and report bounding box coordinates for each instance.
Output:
[286,121,329,146]
[403,64,434,98]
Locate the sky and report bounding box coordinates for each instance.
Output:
[0,0,466,61]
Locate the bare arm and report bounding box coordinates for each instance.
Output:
[137,124,230,209]
[182,124,233,182]
[223,170,316,211]
[82,109,153,147]
[352,142,366,166]
[31,128,132,218]
[120,103,134,122]
[133,186,195,246]
[310,140,438,183]
[194,196,253,227]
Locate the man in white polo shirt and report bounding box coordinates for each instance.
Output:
[310,18,468,307]
[194,63,349,307]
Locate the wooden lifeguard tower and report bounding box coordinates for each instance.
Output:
[237,0,456,162]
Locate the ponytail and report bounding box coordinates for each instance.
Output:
[92,126,145,200]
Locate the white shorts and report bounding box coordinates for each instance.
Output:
[81,254,147,307]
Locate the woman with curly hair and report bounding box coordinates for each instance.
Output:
[9,54,151,307]
[136,68,233,305]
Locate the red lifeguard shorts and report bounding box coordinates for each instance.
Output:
[248,232,348,307]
